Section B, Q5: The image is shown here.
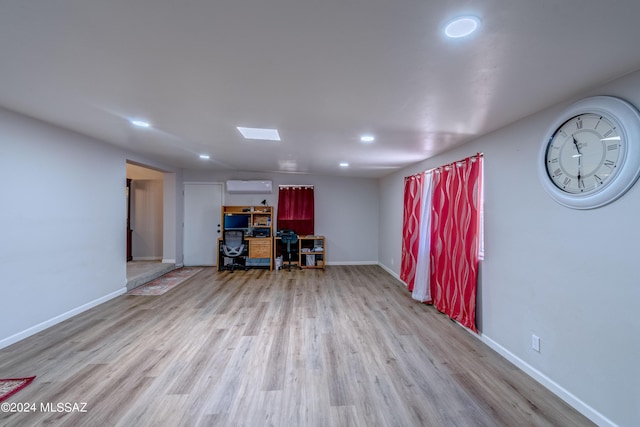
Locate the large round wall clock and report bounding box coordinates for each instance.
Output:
[539,95,640,209]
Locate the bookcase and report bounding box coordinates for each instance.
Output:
[219,206,274,270]
[298,236,326,269]
[274,235,326,270]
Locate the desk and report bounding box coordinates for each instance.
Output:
[218,237,273,271]
[274,235,325,270]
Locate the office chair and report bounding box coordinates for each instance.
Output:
[280,230,302,271]
[221,229,247,272]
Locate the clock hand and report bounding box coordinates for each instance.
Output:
[572,135,582,154]
[577,168,582,188]
[573,135,583,188]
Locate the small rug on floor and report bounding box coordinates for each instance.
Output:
[0,376,36,402]
[128,267,203,296]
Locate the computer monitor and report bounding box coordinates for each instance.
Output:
[224,214,250,231]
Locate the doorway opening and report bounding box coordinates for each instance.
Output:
[125,161,174,290]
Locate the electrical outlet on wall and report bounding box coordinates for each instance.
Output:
[531,334,541,352]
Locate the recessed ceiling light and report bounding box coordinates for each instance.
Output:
[340,162,349,167]
[279,159,298,171]
[444,16,480,38]
[130,119,151,128]
[199,154,210,160]
[237,127,281,141]
[360,135,375,143]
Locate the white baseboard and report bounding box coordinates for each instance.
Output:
[132,256,162,261]
[377,262,403,282]
[479,334,615,427]
[377,261,613,426]
[161,258,176,264]
[0,287,127,350]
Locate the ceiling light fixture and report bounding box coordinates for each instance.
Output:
[199,154,210,160]
[237,127,281,141]
[340,162,349,167]
[360,135,375,143]
[444,16,480,38]
[279,159,298,171]
[130,119,151,128]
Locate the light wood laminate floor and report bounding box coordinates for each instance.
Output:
[0,266,593,426]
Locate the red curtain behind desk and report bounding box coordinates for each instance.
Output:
[277,186,314,235]
[430,155,482,332]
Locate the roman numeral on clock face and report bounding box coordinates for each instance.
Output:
[595,117,602,130]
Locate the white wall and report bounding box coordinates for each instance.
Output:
[162,172,179,264]
[378,70,640,427]
[0,108,127,346]
[183,170,379,264]
[131,179,163,260]
[0,108,182,348]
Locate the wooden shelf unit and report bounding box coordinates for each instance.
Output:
[275,235,326,270]
[299,235,326,269]
[222,205,273,230]
[219,206,274,270]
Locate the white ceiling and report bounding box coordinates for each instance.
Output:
[2,1,640,178]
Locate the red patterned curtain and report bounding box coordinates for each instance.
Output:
[277,186,314,235]
[430,155,483,332]
[400,173,423,291]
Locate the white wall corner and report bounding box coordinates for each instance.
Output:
[377,262,402,283]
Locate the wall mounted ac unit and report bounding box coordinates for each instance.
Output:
[226,180,273,194]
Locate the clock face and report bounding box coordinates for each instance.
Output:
[538,96,640,209]
[545,113,622,194]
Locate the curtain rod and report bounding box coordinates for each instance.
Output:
[405,152,483,180]
[278,185,314,188]
[433,152,483,172]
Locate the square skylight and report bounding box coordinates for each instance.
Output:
[236,127,281,141]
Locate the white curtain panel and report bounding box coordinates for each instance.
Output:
[412,171,433,302]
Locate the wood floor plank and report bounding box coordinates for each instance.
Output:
[0,266,594,426]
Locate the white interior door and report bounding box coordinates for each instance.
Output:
[183,183,223,266]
